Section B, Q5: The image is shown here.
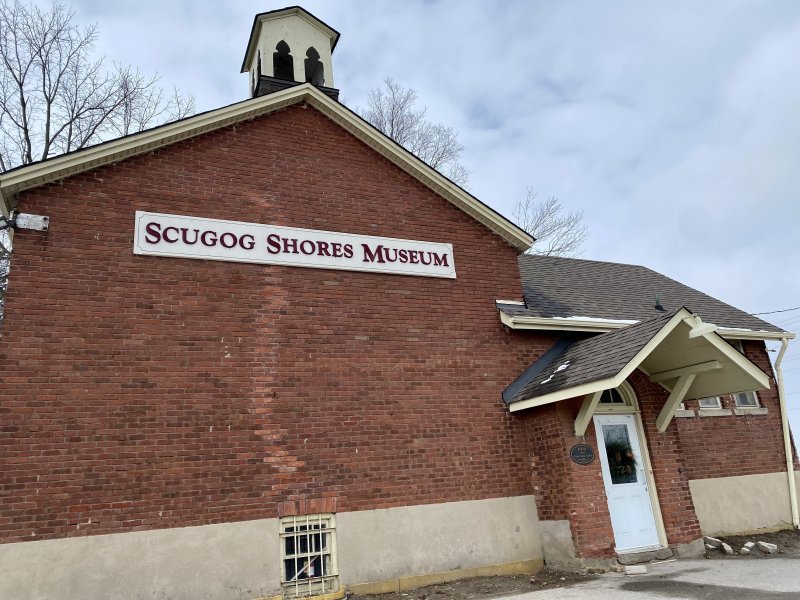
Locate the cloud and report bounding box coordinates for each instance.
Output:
[27,0,800,434]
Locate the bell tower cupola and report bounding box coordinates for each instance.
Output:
[241,6,340,100]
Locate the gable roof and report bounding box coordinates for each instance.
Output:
[504,311,676,405]
[498,254,788,337]
[503,306,771,412]
[0,84,533,252]
[240,6,341,73]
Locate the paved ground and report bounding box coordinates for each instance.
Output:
[513,557,800,599]
[359,532,800,600]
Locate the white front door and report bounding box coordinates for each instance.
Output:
[594,414,660,552]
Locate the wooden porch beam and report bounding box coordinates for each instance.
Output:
[574,390,603,437]
[649,360,721,383]
[656,373,696,433]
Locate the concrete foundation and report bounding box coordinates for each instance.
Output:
[0,519,283,600]
[337,495,542,590]
[538,520,577,566]
[689,471,800,536]
[537,520,619,571]
[0,495,543,600]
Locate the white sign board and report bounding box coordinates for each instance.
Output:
[133,211,456,279]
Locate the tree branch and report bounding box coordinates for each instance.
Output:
[358,76,468,187]
[513,189,589,257]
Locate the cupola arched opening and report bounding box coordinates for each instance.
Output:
[273,41,294,81]
[304,47,324,86]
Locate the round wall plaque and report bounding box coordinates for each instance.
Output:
[570,444,595,465]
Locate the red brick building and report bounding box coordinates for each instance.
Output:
[0,7,797,600]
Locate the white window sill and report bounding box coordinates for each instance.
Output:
[674,409,695,418]
[698,408,733,417]
[734,407,768,416]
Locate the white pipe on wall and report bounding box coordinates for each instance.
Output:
[775,337,799,529]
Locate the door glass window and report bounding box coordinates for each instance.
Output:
[603,424,638,484]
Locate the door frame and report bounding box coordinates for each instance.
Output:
[593,383,668,552]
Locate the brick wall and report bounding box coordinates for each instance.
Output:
[628,371,702,547]
[1,103,789,552]
[525,346,792,560]
[0,104,557,544]
[525,372,703,559]
[675,340,798,479]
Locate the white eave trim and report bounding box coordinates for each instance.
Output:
[499,312,638,333]
[499,313,794,340]
[717,326,796,341]
[508,309,690,412]
[301,91,533,252]
[0,84,533,253]
[507,308,772,413]
[0,85,304,195]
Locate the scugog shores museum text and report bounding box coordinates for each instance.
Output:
[133,211,456,278]
[143,222,450,267]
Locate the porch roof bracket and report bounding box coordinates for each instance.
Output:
[649,360,721,383]
[656,373,696,433]
[574,389,604,437]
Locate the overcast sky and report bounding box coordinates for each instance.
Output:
[50,0,800,434]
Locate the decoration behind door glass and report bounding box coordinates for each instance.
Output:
[603,424,638,484]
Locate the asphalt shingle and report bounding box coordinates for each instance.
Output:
[504,310,678,404]
[509,255,784,333]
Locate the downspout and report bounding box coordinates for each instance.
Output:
[775,337,799,529]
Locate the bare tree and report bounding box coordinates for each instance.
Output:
[358,79,587,255]
[358,77,469,186]
[0,0,195,327]
[513,188,588,257]
[0,0,195,171]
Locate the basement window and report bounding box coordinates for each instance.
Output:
[732,391,760,408]
[698,397,722,409]
[280,514,338,597]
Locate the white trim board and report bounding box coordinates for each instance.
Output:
[508,308,771,413]
[0,84,533,253]
[499,312,794,341]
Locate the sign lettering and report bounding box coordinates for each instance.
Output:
[133,211,456,279]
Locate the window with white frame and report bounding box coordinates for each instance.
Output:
[280,514,338,597]
[729,341,760,408]
[732,390,760,408]
[697,396,722,409]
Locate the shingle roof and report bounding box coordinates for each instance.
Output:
[510,254,784,333]
[503,310,677,404]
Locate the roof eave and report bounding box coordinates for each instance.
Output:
[0,85,305,195]
[716,327,796,341]
[302,92,532,252]
[507,308,773,412]
[499,313,792,340]
[499,312,630,333]
[0,84,532,253]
